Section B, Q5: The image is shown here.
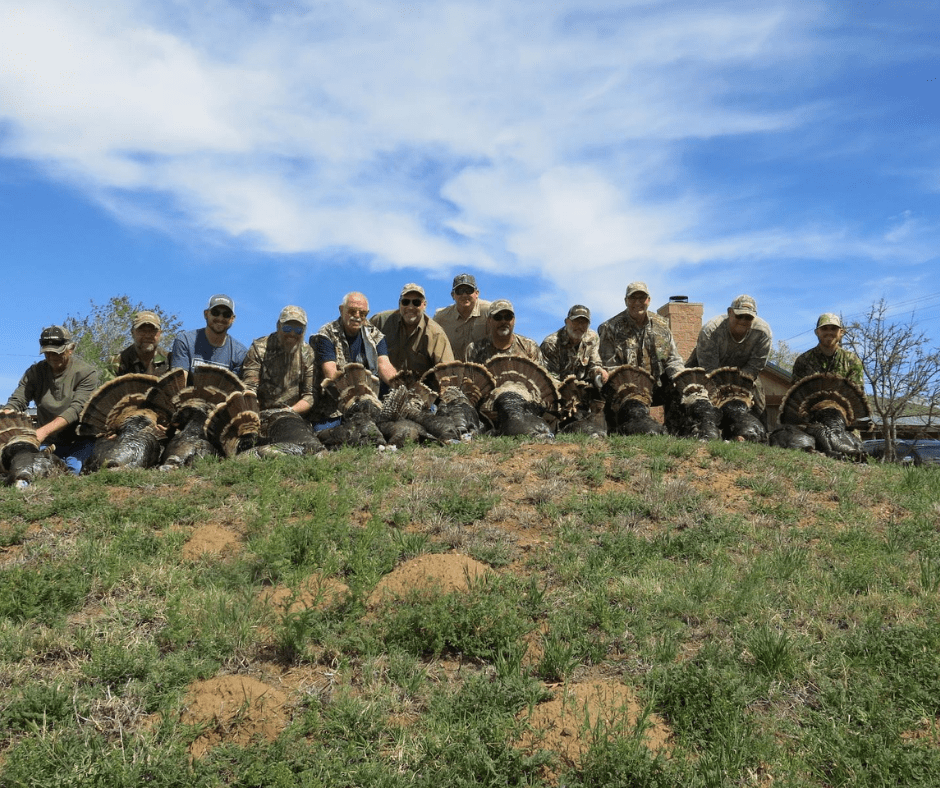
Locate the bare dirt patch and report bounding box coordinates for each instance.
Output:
[181,675,290,758]
[258,574,350,614]
[517,676,672,784]
[367,552,492,607]
[181,524,242,560]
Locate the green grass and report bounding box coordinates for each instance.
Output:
[3,437,940,786]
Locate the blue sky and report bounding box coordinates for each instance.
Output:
[2,0,939,394]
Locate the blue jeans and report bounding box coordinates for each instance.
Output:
[42,437,96,475]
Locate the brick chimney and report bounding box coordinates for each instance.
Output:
[657,296,702,362]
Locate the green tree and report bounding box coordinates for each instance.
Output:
[767,339,798,372]
[845,298,940,461]
[63,296,182,375]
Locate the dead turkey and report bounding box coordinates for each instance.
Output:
[601,365,663,436]
[421,361,496,437]
[79,369,186,471]
[158,367,244,469]
[0,411,67,486]
[663,368,721,441]
[316,365,388,449]
[707,367,766,443]
[206,390,262,458]
[481,356,558,438]
[778,373,870,460]
[256,409,325,456]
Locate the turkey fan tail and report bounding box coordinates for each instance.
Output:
[707,366,754,409]
[207,391,261,457]
[144,368,188,426]
[0,411,40,472]
[78,374,158,436]
[190,366,246,398]
[424,361,496,406]
[781,373,870,425]
[603,365,655,411]
[670,367,714,405]
[484,355,559,411]
[334,364,382,413]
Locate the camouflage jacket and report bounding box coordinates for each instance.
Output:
[597,310,684,381]
[101,345,170,384]
[539,327,603,381]
[242,332,317,410]
[792,346,864,388]
[465,334,545,367]
[686,314,772,379]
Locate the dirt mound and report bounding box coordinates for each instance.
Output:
[181,675,289,758]
[181,524,241,560]
[518,677,671,783]
[367,552,491,607]
[258,574,350,613]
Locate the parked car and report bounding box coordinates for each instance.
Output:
[862,439,940,466]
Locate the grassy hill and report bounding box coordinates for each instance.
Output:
[2,435,940,787]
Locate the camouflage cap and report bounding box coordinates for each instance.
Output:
[816,312,842,329]
[489,298,515,316]
[39,325,72,354]
[207,294,235,311]
[625,281,649,297]
[278,305,308,325]
[399,283,426,299]
[730,294,757,316]
[567,304,591,320]
[133,310,162,329]
[451,273,477,290]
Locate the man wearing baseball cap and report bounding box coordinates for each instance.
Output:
[3,325,99,473]
[241,305,317,413]
[598,282,685,399]
[540,305,608,385]
[170,294,248,379]
[792,312,863,387]
[433,273,492,361]
[370,283,454,383]
[686,294,773,420]
[464,298,545,366]
[102,310,170,382]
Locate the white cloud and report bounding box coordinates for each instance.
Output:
[1,0,937,320]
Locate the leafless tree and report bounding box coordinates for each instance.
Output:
[844,299,940,461]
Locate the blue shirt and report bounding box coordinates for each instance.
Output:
[170,328,248,377]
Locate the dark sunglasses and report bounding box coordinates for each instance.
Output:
[735,314,755,322]
[400,298,424,307]
[345,309,369,318]
[491,311,514,322]
[210,307,233,318]
[453,286,475,295]
[281,324,304,335]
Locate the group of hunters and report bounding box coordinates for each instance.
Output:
[3,274,864,474]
